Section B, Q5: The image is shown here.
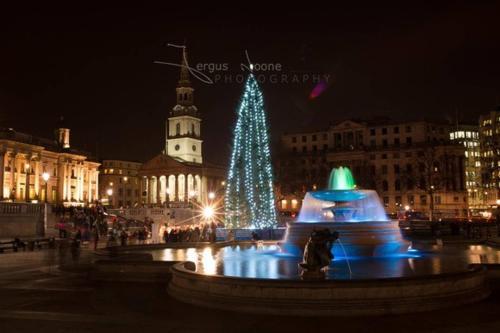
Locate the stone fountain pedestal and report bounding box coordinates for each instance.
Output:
[283,221,410,257]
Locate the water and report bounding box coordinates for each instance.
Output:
[297,190,389,222]
[148,243,500,280]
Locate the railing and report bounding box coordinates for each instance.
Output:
[0,203,44,215]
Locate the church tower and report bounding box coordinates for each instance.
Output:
[165,48,203,163]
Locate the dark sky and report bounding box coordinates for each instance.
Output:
[1,2,499,163]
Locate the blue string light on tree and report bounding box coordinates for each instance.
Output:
[225,73,277,229]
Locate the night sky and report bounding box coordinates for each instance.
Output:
[1,2,499,164]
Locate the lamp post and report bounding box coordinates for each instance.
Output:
[42,172,50,203]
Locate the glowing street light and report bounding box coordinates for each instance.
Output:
[404,205,410,211]
[496,199,500,206]
[208,192,215,200]
[202,205,215,220]
[42,172,50,203]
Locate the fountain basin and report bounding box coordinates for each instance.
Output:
[168,261,490,316]
[283,221,410,257]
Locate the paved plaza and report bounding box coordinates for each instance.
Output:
[0,244,499,333]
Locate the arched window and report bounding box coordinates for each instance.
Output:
[176,123,180,136]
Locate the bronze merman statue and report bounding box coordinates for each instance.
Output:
[300,228,339,278]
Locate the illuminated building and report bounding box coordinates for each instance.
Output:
[138,48,225,205]
[277,119,468,218]
[99,160,142,207]
[449,126,484,210]
[0,126,99,205]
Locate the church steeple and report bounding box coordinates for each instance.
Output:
[166,46,203,163]
[176,47,194,107]
[178,47,191,87]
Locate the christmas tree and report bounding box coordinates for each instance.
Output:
[224,73,277,229]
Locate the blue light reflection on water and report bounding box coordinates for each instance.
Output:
[149,244,499,280]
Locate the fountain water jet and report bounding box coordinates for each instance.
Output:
[284,166,410,257]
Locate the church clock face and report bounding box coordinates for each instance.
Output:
[175,144,180,151]
[192,145,196,151]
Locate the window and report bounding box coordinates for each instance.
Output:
[383,196,389,206]
[381,154,387,159]
[312,145,317,152]
[420,195,427,205]
[192,145,196,151]
[394,164,400,174]
[394,138,400,146]
[382,128,387,135]
[302,146,307,153]
[382,180,389,191]
[323,144,328,151]
[407,195,414,204]
[395,196,402,205]
[435,196,442,205]
[393,127,399,134]
[302,136,307,142]
[405,125,412,133]
[281,200,288,209]
[370,139,376,147]
[176,123,180,135]
[406,137,412,145]
[395,180,401,191]
[175,144,180,151]
[312,135,317,141]
[381,165,388,174]
[370,128,376,136]
[292,136,297,143]
[382,139,388,147]
[191,123,195,134]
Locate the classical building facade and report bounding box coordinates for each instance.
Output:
[139,48,225,205]
[277,119,468,218]
[99,160,142,207]
[0,127,99,206]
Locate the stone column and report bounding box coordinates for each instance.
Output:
[25,156,31,202]
[87,169,91,203]
[9,152,15,200]
[157,176,162,205]
[184,175,188,203]
[0,150,4,200]
[175,175,179,202]
[34,158,40,199]
[15,154,22,200]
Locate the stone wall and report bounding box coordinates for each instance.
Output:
[0,203,45,238]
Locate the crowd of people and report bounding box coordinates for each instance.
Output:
[160,222,220,243]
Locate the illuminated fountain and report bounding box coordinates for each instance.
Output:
[284,166,410,257]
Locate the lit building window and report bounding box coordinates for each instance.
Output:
[291,199,298,209]
[281,200,288,209]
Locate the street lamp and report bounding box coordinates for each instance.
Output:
[106,188,113,206]
[42,172,50,203]
[208,192,215,200]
